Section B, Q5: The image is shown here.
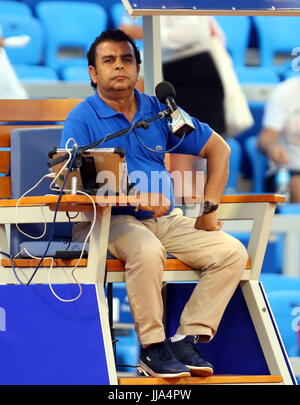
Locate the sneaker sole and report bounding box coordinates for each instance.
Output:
[139,361,191,378]
[186,365,214,377]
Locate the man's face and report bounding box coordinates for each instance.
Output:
[89,40,140,95]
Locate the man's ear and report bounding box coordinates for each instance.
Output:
[88,65,97,86]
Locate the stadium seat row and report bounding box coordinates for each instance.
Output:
[0,1,110,80]
[1,1,300,83]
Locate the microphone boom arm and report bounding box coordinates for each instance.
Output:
[48,108,171,168]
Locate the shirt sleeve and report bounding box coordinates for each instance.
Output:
[60,116,91,148]
[263,83,289,131]
[161,16,212,51]
[166,113,213,155]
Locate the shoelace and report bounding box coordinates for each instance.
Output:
[193,336,200,344]
[158,341,175,361]
[184,336,202,356]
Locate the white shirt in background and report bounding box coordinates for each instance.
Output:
[160,16,225,64]
[263,76,300,171]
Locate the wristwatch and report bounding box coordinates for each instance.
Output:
[202,200,219,215]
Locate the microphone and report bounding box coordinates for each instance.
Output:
[155,81,195,138]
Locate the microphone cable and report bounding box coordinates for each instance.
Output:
[132,129,187,154]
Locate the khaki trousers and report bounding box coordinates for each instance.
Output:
[74,212,248,346]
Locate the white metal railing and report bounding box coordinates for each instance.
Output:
[186,207,300,278]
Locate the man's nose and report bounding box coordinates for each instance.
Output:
[115,57,125,69]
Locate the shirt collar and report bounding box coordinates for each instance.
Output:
[90,88,153,120]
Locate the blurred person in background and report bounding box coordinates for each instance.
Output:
[118,13,226,202]
[258,76,300,202]
[161,16,226,200]
[0,30,29,99]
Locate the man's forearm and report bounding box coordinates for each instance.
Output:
[258,136,274,156]
[258,128,279,155]
[203,143,230,203]
[204,167,229,203]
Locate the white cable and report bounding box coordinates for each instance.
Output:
[47,190,96,303]
[13,248,44,284]
[14,247,82,303]
[13,138,97,302]
[15,135,76,239]
[10,248,30,284]
[49,138,78,193]
[48,264,82,303]
[14,173,55,239]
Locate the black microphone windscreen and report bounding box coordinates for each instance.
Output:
[155,81,176,103]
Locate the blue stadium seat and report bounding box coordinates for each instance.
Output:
[35,1,108,72]
[283,68,300,81]
[17,0,41,14]
[61,65,89,82]
[13,64,59,81]
[214,17,279,84]
[0,14,43,65]
[22,0,119,17]
[9,127,70,257]
[225,138,282,276]
[253,16,300,76]
[260,273,300,293]
[225,137,242,193]
[111,3,139,28]
[236,101,266,180]
[115,327,139,373]
[267,290,300,356]
[110,2,143,50]
[0,1,32,15]
[214,16,251,66]
[235,66,280,84]
[244,136,268,193]
[278,204,300,214]
[97,0,120,11]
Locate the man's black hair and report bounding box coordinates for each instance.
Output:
[87,29,141,89]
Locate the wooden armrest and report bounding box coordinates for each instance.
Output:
[182,194,285,205]
[220,194,285,204]
[0,194,285,209]
[0,99,82,122]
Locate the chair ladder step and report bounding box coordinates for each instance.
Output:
[117,374,283,385]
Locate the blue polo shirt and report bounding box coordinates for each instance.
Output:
[61,89,213,219]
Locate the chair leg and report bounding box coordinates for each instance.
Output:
[107,282,117,361]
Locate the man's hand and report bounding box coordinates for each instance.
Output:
[267,143,289,165]
[0,37,4,48]
[135,192,171,217]
[194,211,224,231]
[258,128,289,165]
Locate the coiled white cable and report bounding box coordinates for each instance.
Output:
[12,138,98,302]
[15,173,54,239]
[47,190,96,302]
[49,137,77,193]
[14,137,77,239]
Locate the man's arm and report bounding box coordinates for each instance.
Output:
[119,24,143,40]
[135,192,171,217]
[258,127,289,165]
[195,132,230,231]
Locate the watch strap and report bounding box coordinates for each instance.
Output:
[202,200,219,215]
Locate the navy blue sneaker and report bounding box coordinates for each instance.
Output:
[139,340,191,378]
[169,336,214,377]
